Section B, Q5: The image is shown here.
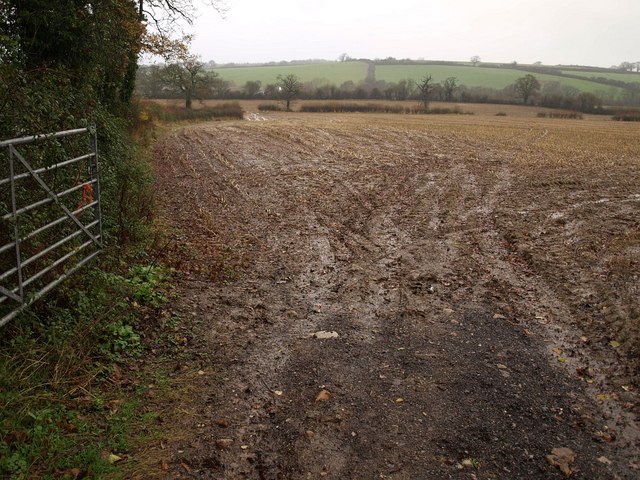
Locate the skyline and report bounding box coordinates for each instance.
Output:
[182,0,639,68]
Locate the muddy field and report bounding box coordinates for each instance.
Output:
[135,110,639,478]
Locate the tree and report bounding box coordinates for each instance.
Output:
[277,74,301,111]
[243,80,262,97]
[470,55,481,66]
[415,75,436,111]
[338,53,350,62]
[514,74,541,104]
[395,79,414,101]
[161,54,218,108]
[442,77,458,101]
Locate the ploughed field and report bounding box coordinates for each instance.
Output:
[145,110,639,478]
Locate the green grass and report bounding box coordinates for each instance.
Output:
[212,61,368,87]
[211,61,631,100]
[560,70,640,84]
[375,64,626,96]
[0,262,173,479]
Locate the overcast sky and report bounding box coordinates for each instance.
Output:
[187,0,639,67]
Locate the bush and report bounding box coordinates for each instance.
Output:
[300,103,405,113]
[258,103,285,112]
[611,109,640,121]
[496,112,507,116]
[537,112,583,119]
[142,102,244,122]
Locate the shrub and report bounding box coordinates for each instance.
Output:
[496,112,507,116]
[537,112,583,119]
[258,103,284,111]
[142,102,244,122]
[611,109,640,121]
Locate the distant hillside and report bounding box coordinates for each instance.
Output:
[210,60,640,104]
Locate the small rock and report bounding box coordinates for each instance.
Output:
[546,447,576,477]
[312,331,339,339]
[305,430,315,438]
[597,456,612,465]
[443,308,455,315]
[215,439,234,450]
[493,313,506,320]
[496,364,508,370]
[214,418,231,428]
[461,459,474,468]
[315,389,331,402]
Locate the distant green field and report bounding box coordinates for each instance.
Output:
[375,65,625,96]
[212,61,368,87]
[560,70,640,84]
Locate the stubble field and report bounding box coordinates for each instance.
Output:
[138,107,639,478]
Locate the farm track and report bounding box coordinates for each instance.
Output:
[146,113,639,479]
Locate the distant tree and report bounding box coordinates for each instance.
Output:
[212,77,231,98]
[277,74,301,110]
[470,55,481,66]
[514,74,541,104]
[161,53,217,108]
[415,75,436,111]
[338,53,350,62]
[243,80,262,97]
[442,77,458,101]
[395,79,414,101]
[575,92,602,113]
[618,61,635,72]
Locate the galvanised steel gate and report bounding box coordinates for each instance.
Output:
[0,127,103,327]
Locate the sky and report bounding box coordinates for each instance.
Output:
[186,0,639,67]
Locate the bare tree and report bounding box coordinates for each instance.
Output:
[442,77,458,101]
[161,53,218,108]
[415,75,436,111]
[137,0,226,33]
[470,55,481,67]
[514,74,541,105]
[277,74,301,111]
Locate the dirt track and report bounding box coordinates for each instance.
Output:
[148,112,639,479]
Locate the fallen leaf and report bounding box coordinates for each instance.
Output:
[274,390,283,396]
[180,460,191,473]
[622,385,630,392]
[395,398,404,403]
[197,370,205,375]
[597,456,612,465]
[496,364,508,370]
[493,313,506,320]
[160,460,169,471]
[552,347,562,355]
[558,357,567,363]
[107,454,122,464]
[609,341,621,348]
[315,389,331,402]
[240,445,249,450]
[546,447,576,477]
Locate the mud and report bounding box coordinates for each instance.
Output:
[147,113,638,479]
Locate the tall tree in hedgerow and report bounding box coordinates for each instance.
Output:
[415,75,436,111]
[277,74,302,111]
[514,74,541,105]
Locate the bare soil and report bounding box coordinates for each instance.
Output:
[139,111,639,479]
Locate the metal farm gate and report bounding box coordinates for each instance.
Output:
[0,128,103,327]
